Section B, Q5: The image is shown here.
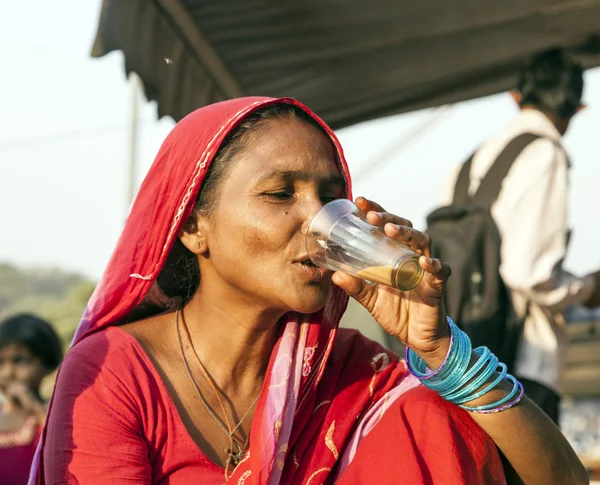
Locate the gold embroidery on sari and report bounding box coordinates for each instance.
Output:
[276,443,289,471]
[306,467,332,485]
[325,421,339,460]
[268,352,293,389]
[238,449,251,466]
[311,400,332,416]
[302,345,318,376]
[237,470,251,484]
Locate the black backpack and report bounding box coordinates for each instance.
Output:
[426,133,540,371]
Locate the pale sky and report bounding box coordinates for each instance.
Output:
[2,0,600,281]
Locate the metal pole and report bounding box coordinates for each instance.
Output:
[127,72,141,209]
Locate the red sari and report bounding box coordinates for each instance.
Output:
[29,97,505,484]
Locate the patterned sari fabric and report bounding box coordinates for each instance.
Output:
[30,97,505,485]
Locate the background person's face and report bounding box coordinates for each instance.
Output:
[0,343,47,396]
[197,117,345,316]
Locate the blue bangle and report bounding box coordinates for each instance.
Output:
[405,316,525,413]
[441,348,496,401]
[438,346,490,399]
[406,317,472,395]
[427,319,472,394]
[442,351,498,401]
[469,380,525,414]
[460,374,521,412]
[452,363,508,405]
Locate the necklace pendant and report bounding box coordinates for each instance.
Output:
[226,441,244,468]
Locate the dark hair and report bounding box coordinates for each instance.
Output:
[517,48,584,119]
[0,313,63,370]
[156,103,330,301]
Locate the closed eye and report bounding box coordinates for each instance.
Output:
[263,191,294,202]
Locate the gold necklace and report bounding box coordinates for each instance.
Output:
[175,310,260,477]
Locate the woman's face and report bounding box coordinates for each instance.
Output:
[197,117,345,315]
[0,343,47,395]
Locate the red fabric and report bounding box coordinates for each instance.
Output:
[337,386,505,485]
[40,329,504,485]
[0,427,40,485]
[30,97,506,484]
[42,327,223,484]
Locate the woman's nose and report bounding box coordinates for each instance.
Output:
[300,197,327,236]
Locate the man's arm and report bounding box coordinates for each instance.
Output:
[494,139,596,312]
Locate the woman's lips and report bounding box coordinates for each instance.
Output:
[293,260,330,281]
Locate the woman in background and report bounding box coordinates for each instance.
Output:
[0,313,63,485]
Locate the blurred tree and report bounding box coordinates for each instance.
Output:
[0,263,95,345]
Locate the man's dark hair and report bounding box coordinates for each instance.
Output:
[517,48,584,119]
[0,313,63,370]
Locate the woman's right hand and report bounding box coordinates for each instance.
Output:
[331,197,452,369]
[5,382,47,419]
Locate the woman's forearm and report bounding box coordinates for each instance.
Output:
[468,386,588,484]
[417,346,588,484]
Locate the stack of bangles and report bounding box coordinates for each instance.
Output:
[405,317,525,413]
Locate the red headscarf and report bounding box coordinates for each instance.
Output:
[30,97,504,485]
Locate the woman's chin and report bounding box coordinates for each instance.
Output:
[288,290,330,315]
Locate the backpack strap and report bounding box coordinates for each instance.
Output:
[471,133,542,209]
[452,154,474,205]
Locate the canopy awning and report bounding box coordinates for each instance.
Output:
[92,0,600,129]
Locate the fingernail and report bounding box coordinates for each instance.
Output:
[426,257,433,265]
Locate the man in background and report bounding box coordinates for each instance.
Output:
[445,48,600,424]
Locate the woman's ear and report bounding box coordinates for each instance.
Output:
[180,216,210,255]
